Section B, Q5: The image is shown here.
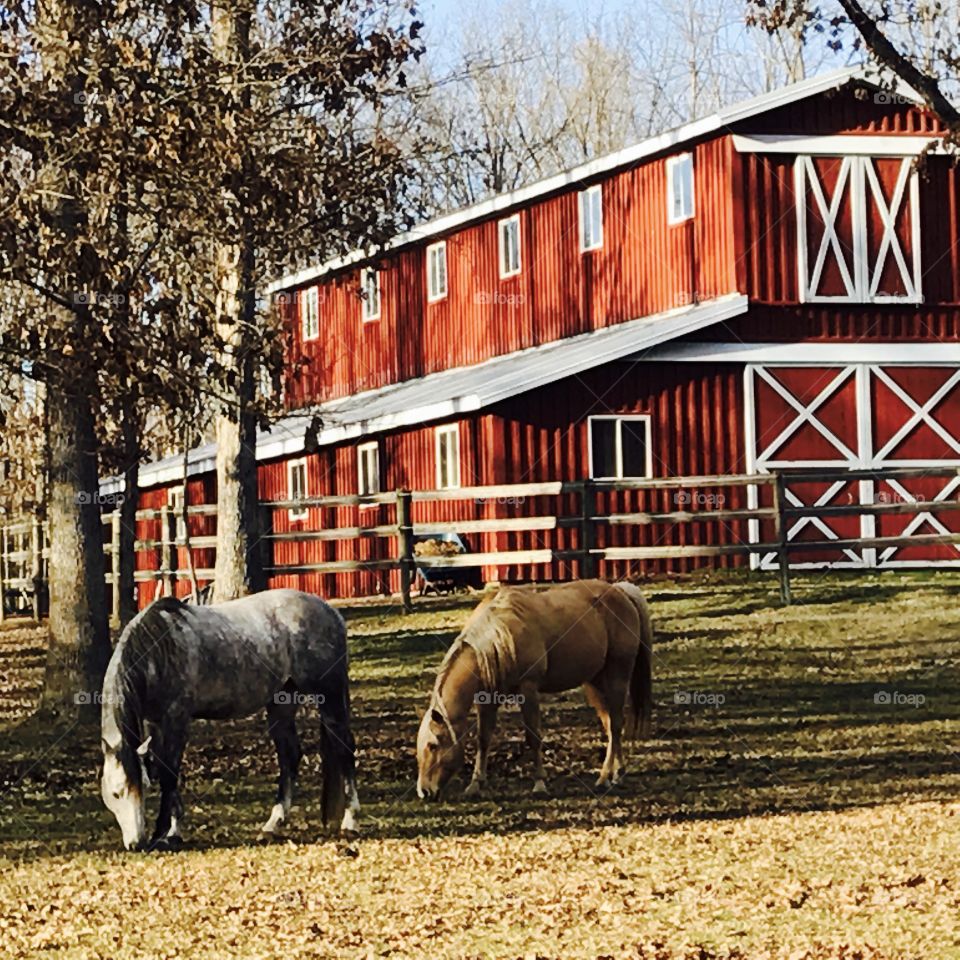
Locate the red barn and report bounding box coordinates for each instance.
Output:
[110,66,960,606]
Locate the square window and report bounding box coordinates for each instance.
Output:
[435,425,461,489]
[362,268,381,321]
[579,185,603,252]
[588,416,652,479]
[498,215,521,278]
[427,241,448,302]
[358,441,381,497]
[667,153,694,224]
[287,458,308,520]
[301,287,320,340]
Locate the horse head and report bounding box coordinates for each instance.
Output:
[100,733,152,850]
[416,694,466,800]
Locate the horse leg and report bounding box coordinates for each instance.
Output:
[262,700,301,834]
[585,674,628,787]
[464,701,499,797]
[583,682,615,787]
[151,722,188,849]
[519,683,547,794]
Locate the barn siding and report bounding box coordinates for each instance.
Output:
[284,138,739,406]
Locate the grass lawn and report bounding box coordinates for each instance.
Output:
[1,571,959,958]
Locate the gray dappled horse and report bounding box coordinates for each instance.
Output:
[99,589,359,850]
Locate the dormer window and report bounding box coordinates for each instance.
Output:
[301,287,319,340]
[498,215,521,278]
[427,241,447,301]
[579,186,603,252]
[667,153,694,224]
[362,268,381,321]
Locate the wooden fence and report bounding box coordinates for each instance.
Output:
[3,466,960,620]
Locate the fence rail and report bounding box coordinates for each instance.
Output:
[4,466,960,620]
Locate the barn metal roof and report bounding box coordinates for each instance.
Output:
[101,292,748,492]
[266,66,922,295]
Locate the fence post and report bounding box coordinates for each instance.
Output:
[110,510,121,626]
[0,525,6,624]
[396,489,414,613]
[580,480,597,579]
[258,503,274,584]
[31,520,43,622]
[772,473,792,606]
[160,505,177,597]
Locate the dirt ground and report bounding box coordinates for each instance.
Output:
[1,571,959,959]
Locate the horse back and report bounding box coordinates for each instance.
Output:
[505,580,631,692]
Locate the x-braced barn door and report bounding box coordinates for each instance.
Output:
[795,155,922,304]
[745,364,960,568]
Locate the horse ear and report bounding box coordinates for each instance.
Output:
[136,735,152,757]
[430,708,444,727]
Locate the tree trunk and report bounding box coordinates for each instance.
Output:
[211,1,263,602]
[118,406,140,628]
[43,379,111,721]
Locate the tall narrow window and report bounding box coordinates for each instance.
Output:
[427,241,448,302]
[301,286,320,340]
[588,416,652,479]
[357,441,381,496]
[498,215,521,278]
[579,185,603,252]
[361,268,381,321]
[287,458,308,520]
[167,486,187,542]
[667,153,694,224]
[435,425,461,489]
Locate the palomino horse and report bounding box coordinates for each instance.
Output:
[99,589,359,850]
[416,579,653,799]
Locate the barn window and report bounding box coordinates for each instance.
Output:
[667,153,694,224]
[167,486,187,542]
[301,287,320,340]
[357,441,381,497]
[427,241,447,301]
[287,458,308,521]
[579,185,603,252]
[588,416,652,479]
[795,154,921,304]
[435,425,461,489]
[361,268,381,321]
[498,215,521,278]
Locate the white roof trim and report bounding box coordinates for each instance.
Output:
[102,293,748,493]
[266,66,917,295]
[733,134,944,156]
[632,340,960,364]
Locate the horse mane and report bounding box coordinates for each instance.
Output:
[436,590,520,695]
[108,597,187,783]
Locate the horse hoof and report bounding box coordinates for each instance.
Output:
[464,780,483,797]
[532,779,548,795]
[151,835,183,852]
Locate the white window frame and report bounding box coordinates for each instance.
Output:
[426,241,448,302]
[587,415,653,480]
[357,441,381,498]
[301,286,320,341]
[167,486,187,543]
[666,153,695,224]
[435,425,461,490]
[579,185,604,252]
[498,214,521,279]
[361,267,381,322]
[287,457,309,521]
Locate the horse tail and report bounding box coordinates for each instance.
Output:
[614,582,654,739]
[319,674,356,828]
